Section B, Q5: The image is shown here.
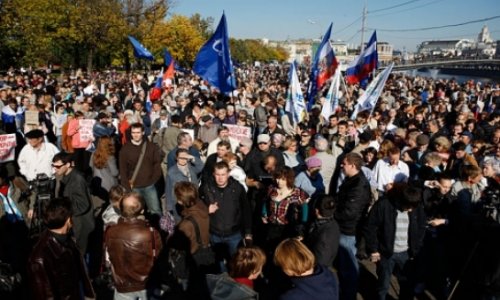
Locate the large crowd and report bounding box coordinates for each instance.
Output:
[0,63,498,300]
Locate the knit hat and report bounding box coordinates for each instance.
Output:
[306,157,322,169]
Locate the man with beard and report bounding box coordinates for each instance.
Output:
[207,126,239,157]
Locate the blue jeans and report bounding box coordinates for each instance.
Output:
[376,251,414,300]
[210,232,242,272]
[338,234,359,300]
[133,184,162,216]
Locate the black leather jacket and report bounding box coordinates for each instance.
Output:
[27,230,95,300]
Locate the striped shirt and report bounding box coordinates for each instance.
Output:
[393,210,409,253]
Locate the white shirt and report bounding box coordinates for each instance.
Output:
[18,142,59,181]
[230,166,248,191]
[373,158,409,192]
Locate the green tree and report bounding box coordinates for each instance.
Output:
[144,14,203,66]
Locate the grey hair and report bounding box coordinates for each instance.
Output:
[315,137,329,152]
[482,157,500,175]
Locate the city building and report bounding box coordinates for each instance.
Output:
[417,26,497,58]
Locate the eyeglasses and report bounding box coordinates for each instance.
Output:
[52,164,65,169]
[177,157,189,160]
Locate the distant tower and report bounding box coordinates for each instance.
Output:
[478,25,493,43]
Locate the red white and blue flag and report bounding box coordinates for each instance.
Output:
[149,69,164,102]
[345,31,378,85]
[163,49,175,83]
[307,23,338,109]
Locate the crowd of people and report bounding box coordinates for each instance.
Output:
[0,63,498,300]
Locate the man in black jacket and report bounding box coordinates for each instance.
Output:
[364,183,426,300]
[52,152,95,254]
[334,152,371,300]
[306,195,340,267]
[199,161,252,271]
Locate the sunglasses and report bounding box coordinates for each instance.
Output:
[52,164,65,169]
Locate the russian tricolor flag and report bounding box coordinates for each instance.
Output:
[345,31,378,85]
[163,49,175,83]
[149,71,163,102]
[307,23,338,109]
[150,49,176,102]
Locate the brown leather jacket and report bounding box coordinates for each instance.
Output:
[105,217,163,293]
[27,230,95,300]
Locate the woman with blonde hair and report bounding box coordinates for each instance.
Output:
[274,238,339,299]
[282,136,306,175]
[89,136,118,195]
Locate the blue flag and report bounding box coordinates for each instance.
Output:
[193,13,236,94]
[128,36,154,61]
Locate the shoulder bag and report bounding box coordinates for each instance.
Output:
[129,142,147,189]
[185,216,215,267]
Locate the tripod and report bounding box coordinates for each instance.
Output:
[29,193,52,239]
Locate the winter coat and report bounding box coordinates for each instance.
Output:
[280,265,339,300]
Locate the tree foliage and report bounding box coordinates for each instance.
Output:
[0,1,288,71]
[230,39,288,63]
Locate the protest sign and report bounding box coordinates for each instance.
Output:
[25,111,39,126]
[0,134,16,163]
[224,124,252,142]
[79,119,95,143]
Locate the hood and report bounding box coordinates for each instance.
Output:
[289,265,337,296]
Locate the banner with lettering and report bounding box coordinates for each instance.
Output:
[224,124,252,142]
[0,134,17,163]
[79,119,95,143]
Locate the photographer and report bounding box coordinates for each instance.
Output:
[17,129,59,220]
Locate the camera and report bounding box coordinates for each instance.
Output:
[481,188,500,224]
[28,173,53,202]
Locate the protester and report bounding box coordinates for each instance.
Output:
[27,198,95,300]
[206,246,266,300]
[104,192,163,299]
[52,152,95,254]
[119,122,163,216]
[274,238,339,300]
[365,183,426,300]
[0,59,498,300]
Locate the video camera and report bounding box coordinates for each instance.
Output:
[28,173,54,239]
[28,173,53,202]
[482,188,500,224]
